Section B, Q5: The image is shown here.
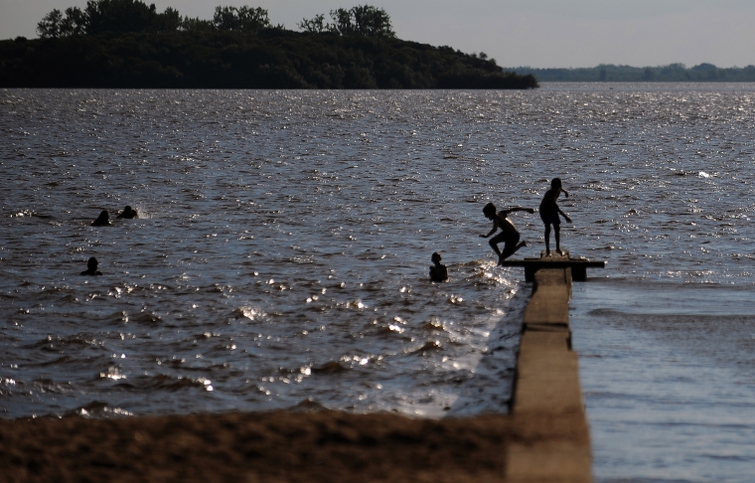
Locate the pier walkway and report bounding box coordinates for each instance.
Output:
[505,252,599,483]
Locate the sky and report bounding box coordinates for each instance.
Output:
[1,0,755,68]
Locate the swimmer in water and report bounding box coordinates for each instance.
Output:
[429,252,448,282]
[116,206,138,219]
[80,257,102,276]
[480,202,534,265]
[91,210,111,226]
[539,178,571,256]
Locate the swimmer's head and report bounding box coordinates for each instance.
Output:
[87,257,98,270]
[117,206,138,219]
[432,252,442,264]
[92,210,110,226]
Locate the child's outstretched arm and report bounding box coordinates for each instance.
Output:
[558,208,571,223]
[501,207,536,215]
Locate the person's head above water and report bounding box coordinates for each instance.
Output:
[92,210,110,226]
[429,251,448,282]
[81,256,102,275]
[482,202,496,219]
[117,205,138,219]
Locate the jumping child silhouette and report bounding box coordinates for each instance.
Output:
[480,203,534,265]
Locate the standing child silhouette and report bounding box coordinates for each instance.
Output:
[539,178,571,256]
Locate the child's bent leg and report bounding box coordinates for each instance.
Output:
[499,234,522,263]
[489,235,503,258]
[543,224,551,256]
[554,224,562,255]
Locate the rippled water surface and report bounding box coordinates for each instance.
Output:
[572,281,755,483]
[2,84,755,480]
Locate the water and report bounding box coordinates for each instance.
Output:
[2,84,755,481]
[571,281,755,483]
[1,88,531,420]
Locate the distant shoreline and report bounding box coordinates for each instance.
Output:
[506,63,755,82]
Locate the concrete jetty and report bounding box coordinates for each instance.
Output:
[505,252,593,483]
[499,253,605,282]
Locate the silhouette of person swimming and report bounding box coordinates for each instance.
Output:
[539,178,571,256]
[480,202,534,265]
[429,252,448,282]
[116,206,138,219]
[91,210,111,226]
[80,257,102,276]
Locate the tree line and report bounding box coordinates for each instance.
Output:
[508,63,755,82]
[1,0,538,89]
[36,0,394,38]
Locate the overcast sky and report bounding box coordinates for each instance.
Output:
[2,0,754,68]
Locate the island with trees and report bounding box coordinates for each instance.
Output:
[0,0,538,89]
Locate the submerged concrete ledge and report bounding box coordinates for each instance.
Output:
[506,256,593,483]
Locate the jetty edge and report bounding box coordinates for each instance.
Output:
[505,251,595,482]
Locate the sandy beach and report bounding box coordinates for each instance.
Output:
[0,407,591,483]
[1,410,508,483]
